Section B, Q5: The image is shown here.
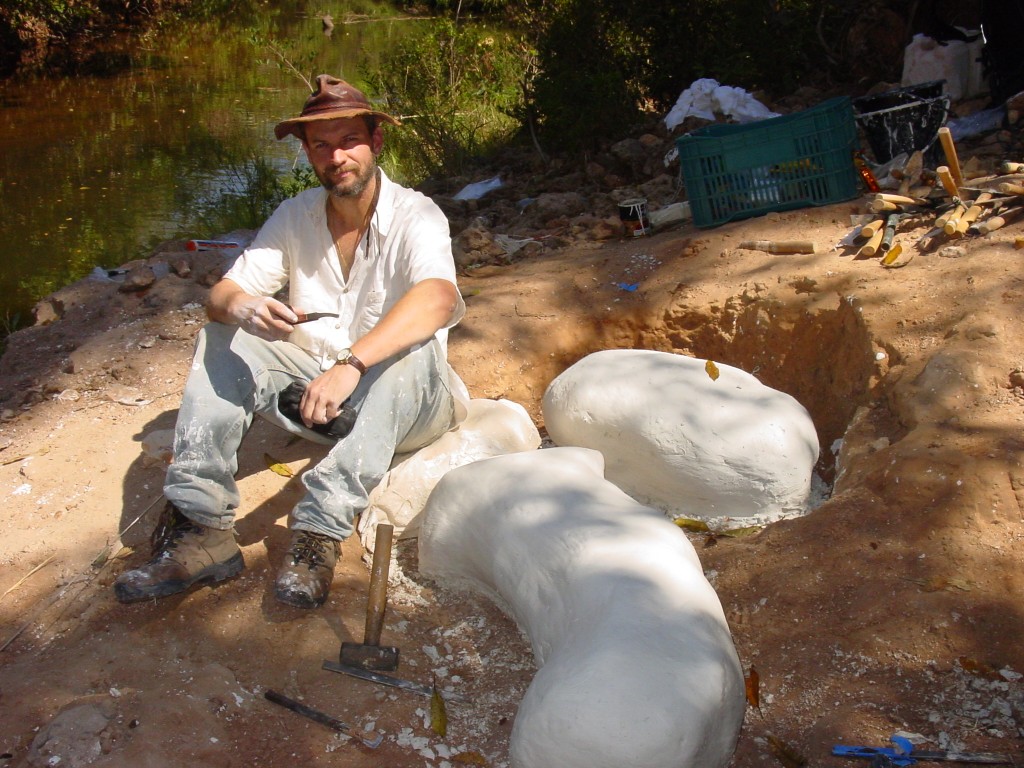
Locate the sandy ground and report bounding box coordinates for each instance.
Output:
[2,170,1024,768]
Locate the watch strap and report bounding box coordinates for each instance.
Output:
[341,351,367,375]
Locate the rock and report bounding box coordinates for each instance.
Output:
[33,297,64,326]
[27,699,115,768]
[141,428,176,465]
[584,161,606,181]
[585,217,622,241]
[453,219,509,269]
[609,137,646,167]
[534,192,587,219]
[169,257,192,278]
[117,265,156,293]
[638,172,679,205]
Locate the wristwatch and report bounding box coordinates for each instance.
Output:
[337,348,367,375]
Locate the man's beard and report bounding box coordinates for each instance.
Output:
[318,158,377,198]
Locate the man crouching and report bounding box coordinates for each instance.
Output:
[114,75,465,609]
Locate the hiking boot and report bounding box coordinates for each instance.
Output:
[274,530,340,609]
[114,503,244,603]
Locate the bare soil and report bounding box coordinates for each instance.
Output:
[2,181,1024,767]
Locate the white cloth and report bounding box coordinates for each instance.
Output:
[225,169,466,371]
[664,78,779,132]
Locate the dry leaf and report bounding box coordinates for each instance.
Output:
[705,359,721,380]
[452,752,490,766]
[674,517,710,533]
[958,656,1001,679]
[767,733,807,768]
[907,575,972,593]
[745,665,761,711]
[720,525,763,538]
[264,453,294,478]
[430,677,448,737]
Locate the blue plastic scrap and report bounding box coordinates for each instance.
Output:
[833,735,918,766]
[832,735,1012,766]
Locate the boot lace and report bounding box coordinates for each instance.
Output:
[150,503,203,555]
[289,531,332,569]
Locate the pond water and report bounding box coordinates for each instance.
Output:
[0,1,421,325]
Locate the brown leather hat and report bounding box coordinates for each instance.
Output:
[274,74,400,141]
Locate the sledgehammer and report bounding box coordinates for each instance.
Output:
[340,523,400,671]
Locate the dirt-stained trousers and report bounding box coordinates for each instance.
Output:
[163,321,455,541]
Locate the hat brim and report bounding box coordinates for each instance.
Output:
[274,108,401,141]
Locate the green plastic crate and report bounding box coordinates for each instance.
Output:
[675,96,860,228]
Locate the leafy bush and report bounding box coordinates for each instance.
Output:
[508,0,826,152]
[367,18,526,181]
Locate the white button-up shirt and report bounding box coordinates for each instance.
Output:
[224,170,469,419]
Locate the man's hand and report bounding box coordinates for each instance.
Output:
[300,364,361,426]
[208,280,297,341]
[233,296,298,341]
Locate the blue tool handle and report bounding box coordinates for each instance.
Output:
[831,746,916,766]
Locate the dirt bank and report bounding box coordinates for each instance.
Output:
[1,185,1024,767]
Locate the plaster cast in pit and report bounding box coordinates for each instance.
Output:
[543,349,820,527]
[418,447,745,768]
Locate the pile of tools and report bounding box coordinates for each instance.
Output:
[844,127,1023,266]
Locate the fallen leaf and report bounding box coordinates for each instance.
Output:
[907,575,972,593]
[430,677,448,737]
[745,665,761,711]
[264,453,294,478]
[720,525,763,538]
[767,733,807,767]
[674,517,710,533]
[705,359,720,380]
[452,752,490,766]
[958,656,1001,679]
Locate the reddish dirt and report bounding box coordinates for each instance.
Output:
[2,188,1024,767]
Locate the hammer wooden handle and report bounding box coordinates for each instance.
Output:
[364,524,395,646]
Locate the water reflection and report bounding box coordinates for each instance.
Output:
[0,1,401,324]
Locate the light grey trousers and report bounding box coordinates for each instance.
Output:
[164,322,455,541]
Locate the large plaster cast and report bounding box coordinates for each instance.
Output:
[419,447,745,768]
[542,349,819,526]
[357,398,540,550]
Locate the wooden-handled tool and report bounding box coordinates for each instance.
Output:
[974,206,1024,235]
[952,193,992,237]
[936,166,960,199]
[937,127,964,191]
[860,218,885,239]
[340,523,400,671]
[858,228,885,257]
[737,240,816,254]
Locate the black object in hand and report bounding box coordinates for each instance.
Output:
[278,382,357,439]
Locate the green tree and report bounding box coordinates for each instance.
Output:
[368,18,526,180]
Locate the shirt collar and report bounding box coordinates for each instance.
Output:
[373,168,396,239]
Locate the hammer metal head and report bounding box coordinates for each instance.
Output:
[340,641,400,671]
